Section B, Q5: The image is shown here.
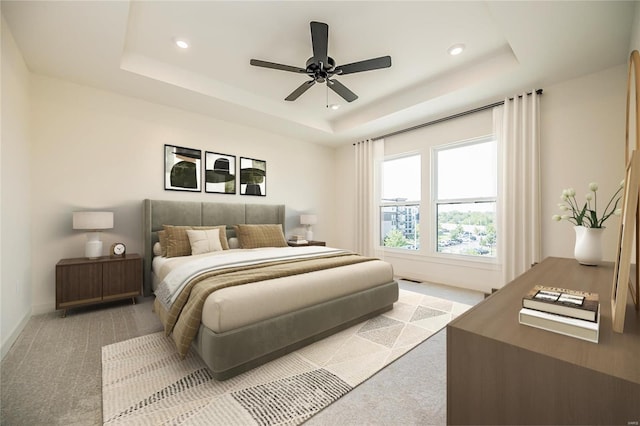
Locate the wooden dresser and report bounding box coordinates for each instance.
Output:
[447,257,640,425]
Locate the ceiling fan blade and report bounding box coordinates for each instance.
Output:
[310,21,329,66]
[327,79,358,102]
[250,59,306,73]
[285,80,316,101]
[334,56,392,75]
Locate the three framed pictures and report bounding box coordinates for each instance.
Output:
[164,145,265,196]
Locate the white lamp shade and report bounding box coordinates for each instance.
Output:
[73,211,114,230]
[300,214,317,225]
[73,211,113,258]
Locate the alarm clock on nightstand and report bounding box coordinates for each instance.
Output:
[110,242,126,258]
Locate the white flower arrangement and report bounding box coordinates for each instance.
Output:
[552,180,624,228]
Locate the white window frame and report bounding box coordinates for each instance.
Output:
[432,136,498,261]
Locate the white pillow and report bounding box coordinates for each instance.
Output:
[153,242,163,256]
[186,228,223,255]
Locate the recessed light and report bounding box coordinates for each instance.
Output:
[328,104,340,110]
[175,39,189,49]
[447,43,465,56]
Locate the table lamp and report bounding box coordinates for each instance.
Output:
[300,214,317,241]
[73,211,114,258]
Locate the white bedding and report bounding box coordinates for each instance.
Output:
[152,247,394,333]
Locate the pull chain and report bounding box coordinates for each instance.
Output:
[326,83,329,108]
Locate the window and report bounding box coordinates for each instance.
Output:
[434,138,497,257]
[380,154,420,250]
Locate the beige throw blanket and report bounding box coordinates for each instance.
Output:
[154,251,375,357]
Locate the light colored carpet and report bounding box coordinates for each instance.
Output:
[1,280,483,425]
[101,290,472,425]
[0,297,163,426]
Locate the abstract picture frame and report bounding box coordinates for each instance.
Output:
[164,144,202,192]
[205,152,236,194]
[240,157,266,196]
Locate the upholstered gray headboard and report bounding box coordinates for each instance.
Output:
[142,199,285,296]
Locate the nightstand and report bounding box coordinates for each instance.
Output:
[288,240,326,247]
[55,254,142,317]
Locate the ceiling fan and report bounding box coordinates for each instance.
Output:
[250,21,392,103]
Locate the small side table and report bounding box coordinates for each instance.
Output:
[55,254,142,317]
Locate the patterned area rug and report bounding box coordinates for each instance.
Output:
[102,289,471,425]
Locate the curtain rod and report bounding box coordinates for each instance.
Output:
[355,89,543,144]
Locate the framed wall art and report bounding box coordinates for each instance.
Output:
[205,152,236,194]
[240,157,266,196]
[164,145,202,191]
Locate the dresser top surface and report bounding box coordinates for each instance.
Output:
[448,257,640,383]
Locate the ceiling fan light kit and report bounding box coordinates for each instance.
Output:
[250,21,392,103]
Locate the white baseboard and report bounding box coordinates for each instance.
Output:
[1,309,31,360]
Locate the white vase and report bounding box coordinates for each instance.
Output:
[573,226,604,266]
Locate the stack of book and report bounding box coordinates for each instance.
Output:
[288,235,308,245]
[519,285,600,343]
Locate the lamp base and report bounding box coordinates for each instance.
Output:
[305,230,313,241]
[85,232,103,259]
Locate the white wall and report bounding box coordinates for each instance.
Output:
[631,4,640,53]
[334,143,356,251]
[541,64,626,262]
[29,75,337,314]
[1,16,32,358]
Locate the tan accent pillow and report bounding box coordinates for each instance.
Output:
[235,224,288,249]
[157,230,168,257]
[186,228,223,255]
[163,225,229,257]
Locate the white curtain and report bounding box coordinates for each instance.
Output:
[354,138,384,256]
[495,92,541,284]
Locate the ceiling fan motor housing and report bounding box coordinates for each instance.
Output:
[306,56,336,82]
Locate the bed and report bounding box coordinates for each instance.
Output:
[143,199,398,380]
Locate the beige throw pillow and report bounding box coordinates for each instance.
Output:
[186,228,223,255]
[235,224,288,249]
[163,225,229,257]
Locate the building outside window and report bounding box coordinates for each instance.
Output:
[434,138,497,257]
[380,154,420,250]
